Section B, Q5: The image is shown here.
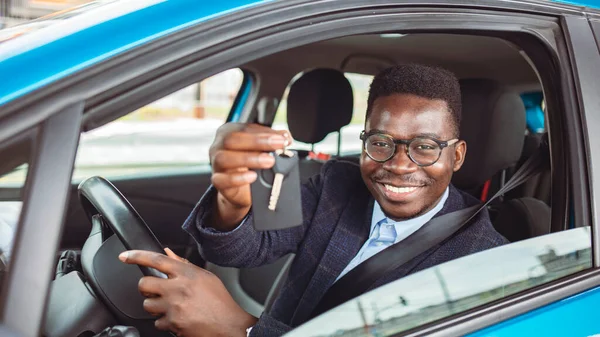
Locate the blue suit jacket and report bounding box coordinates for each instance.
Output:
[183,160,507,335]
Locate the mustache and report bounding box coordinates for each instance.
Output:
[371,171,435,186]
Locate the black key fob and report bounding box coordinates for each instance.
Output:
[250,151,303,231]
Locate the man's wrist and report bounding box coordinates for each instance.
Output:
[241,315,258,337]
[209,194,251,231]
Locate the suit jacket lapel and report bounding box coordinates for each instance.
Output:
[291,186,373,325]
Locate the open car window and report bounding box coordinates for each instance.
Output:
[72,68,244,180]
[287,227,592,337]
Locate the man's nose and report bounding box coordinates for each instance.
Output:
[382,146,419,174]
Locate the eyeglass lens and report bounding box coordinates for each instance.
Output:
[364,134,442,165]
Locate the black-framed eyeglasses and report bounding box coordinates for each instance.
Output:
[359,130,459,167]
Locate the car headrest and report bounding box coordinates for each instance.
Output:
[287,68,353,144]
[452,79,526,190]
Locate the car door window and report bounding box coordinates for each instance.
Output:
[274,72,372,155]
[0,143,31,290]
[287,227,592,337]
[72,68,245,180]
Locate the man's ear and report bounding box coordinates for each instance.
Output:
[453,140,467,172]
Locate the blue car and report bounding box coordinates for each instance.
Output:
[1,0,600,336]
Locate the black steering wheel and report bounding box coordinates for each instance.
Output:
[75,176,171,336]
[78,176,166,278]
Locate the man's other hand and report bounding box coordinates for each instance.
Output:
[119,248,257,337]
[209,123,292,230]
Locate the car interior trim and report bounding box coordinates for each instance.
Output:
[563,16,600,268]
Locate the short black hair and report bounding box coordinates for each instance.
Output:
[366,64,462,136]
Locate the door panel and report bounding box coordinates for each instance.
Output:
[467,286,600,337]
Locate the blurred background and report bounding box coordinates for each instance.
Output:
[0,0,89,27]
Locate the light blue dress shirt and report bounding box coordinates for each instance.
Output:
[334,187,450,282]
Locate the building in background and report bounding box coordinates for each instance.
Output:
[0,0,90,27]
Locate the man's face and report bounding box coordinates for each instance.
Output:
[360,93,466,221]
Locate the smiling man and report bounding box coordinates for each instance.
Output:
[120,64,507,337]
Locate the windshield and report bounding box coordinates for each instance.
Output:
[286,227,591,337]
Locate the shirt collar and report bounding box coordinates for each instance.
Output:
[371,186,450,229]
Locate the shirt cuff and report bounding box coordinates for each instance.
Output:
[203,214,249,234]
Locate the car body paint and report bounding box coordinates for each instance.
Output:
[554,0,600,8]
[468,285,600,336]
[0,0,267,106]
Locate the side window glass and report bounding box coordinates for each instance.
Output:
[274,72,373,156]
[72,68,245,180]
[0,143,30,290]
[289,228,592,337]
[0,164,27,188]
[521,92,545,134]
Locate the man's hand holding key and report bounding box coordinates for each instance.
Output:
[209,123,292,231]
[117,123,292,337]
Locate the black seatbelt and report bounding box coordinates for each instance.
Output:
[310,138,549,319]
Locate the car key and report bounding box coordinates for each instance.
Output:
[251,148,302,231]
[269,150,296,211]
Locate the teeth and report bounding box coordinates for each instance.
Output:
[384,184,418,194]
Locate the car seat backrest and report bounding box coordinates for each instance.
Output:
[507,133,551,205]
[493,197,551,241]
[287,68,354,145]
[454,79,550,242]
[287,68,354,182]
[452,79,526,191]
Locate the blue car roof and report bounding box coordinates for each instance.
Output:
[0,0,597,107]
[556,0,600,7]
[0,0,266,106]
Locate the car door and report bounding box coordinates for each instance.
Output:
[1,0,599,336]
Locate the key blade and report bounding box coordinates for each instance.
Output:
[268,173,284,211]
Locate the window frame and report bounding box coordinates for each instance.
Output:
[0,103,82,336]
[228,70,255,122]
[572,16,600,267]
[0,0,596,335]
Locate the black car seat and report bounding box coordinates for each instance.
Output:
[205,68,354,317]
[506,132,551,205]
[287,68,354,182]
[453,79,551,241]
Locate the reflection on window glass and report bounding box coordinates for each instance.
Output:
[274,72,373,156]
[72,68,244,180]
[288,228,591,337]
